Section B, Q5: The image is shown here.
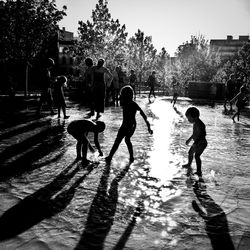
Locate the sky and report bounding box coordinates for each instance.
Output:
[55,0,250,56]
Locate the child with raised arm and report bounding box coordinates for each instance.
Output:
[182,107,207,177]
[105,85,153,163]
[67,119,106,165]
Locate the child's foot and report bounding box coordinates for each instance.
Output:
[64,115,70,119]
[193,172,202,177]
[105,156,112,163]
[96,114,101,120]
[232,117,235,123]
[129,157,134,163]
[82,158,90,166]
[182,163,190,168]
[76,156,82,161]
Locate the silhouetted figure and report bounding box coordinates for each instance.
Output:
[182,107,207,177]
[91,58,113,120]
[67,119,106,165]
[224,74,236,112]
[230,84,249,123]
[37,58,55,115]
[192,181,235,250]
[84,57,95,117]
[105,85,153,163]
[209,82,217,107]
[147,71,157,102]
[53,75,69,119]
[129,69,137,99]
[170,76,179,107]
[112,66,120,106]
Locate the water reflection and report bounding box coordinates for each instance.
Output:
[192,180,235,250]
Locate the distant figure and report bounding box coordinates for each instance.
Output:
[105,85,153,163]
[67,119,106,165]
[91,58,113,120]
[37,58,55,115]
[147,71,157,102]
[53,75,70,119]
[230,85,249,123]
[183,107,207,177]
[112,66,120,106]
[129,70,137,99]
[84,57,95,117]
[209,82,217,107]
[170,76,179,107]
[224,74,236,112]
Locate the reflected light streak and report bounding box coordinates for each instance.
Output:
[148,101,181,183]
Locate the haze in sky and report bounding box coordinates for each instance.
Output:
[56,0,250,56]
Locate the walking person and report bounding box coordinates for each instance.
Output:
[224,74,236,112]
[230,85,249,123]
[36,58,55,115]
[105,85,153,163]
[170,76,179,107]
[92,58,113,120]
[53,75,70,119]
[147,71,157,102]
[129,70,137,99]
[112,66,120,106]
[182,107,207,178]
[84,57,95,117]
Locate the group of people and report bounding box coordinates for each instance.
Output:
[36,58,69,119]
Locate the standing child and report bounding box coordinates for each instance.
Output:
[183,107,207,177]
[230,85,249,123]
[105,85,153,163]
[53,75,69,119]
[67,119,106,165]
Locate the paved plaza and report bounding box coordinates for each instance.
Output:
[0,95,249,249]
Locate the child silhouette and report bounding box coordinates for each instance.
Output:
[105,85,153,163]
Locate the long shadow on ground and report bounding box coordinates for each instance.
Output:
[0,161,97,241]
[192,180,235,250]
[75,163,131,250]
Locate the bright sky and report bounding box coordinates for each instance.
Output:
[56,0,250,56]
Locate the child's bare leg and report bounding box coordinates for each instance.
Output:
[106,134,123,162]
[81,137,89,165]
[195,154,202,177]
[58,107,61,118]
[76,141,82,160]
[183,147,194,167]
[125,136,134,162]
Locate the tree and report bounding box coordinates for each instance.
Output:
[174,34,221,91]
[0,0,66,95]
[77,0,128,67]
[127,29,157,83]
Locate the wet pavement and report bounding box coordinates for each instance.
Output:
[0,95,250,250]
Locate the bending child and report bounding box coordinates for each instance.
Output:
[67,119,106,165]
[183,107,207,177]
[105,85,153,163]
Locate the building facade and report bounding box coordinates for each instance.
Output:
[210,35,250,59]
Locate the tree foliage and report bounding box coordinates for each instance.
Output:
[0,0,66,63]
[77,0,128,66]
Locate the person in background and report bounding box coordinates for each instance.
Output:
[84,57,95,117]
[53,75,70,119]
[147,71,157,102]
[91,58,113,120]
[224,74,236,112]
[37,58,55,115]
[129,69,137,99]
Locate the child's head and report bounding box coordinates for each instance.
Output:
[85,57,93,67]
[120,85,134,103]
[185,107,200,123]
[97,58,105,68]
[95,121,106,132]
[47,58,55,68]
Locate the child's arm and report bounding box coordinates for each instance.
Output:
[94,133,103,156]
[186,135,193,145]
[138,107,153,134]
[230,92,240,103]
